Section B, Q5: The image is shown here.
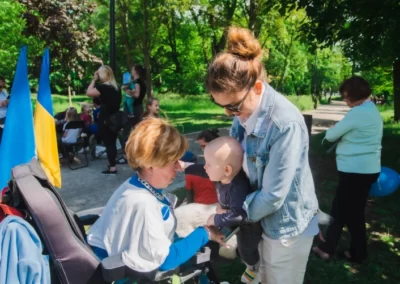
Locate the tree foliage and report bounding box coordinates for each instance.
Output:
[298,0,400,119]
[0,0,44,85]
[1,0,358,100]
[19,0,100,88]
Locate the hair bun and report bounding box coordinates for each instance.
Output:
[226,27,262,60]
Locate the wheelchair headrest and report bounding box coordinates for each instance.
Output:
[10,159,106,284]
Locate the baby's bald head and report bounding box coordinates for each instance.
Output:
[204,136,244,177]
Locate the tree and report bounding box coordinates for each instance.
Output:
[299,0,400,120]
[17,0,101,93]
[0,0,44,85]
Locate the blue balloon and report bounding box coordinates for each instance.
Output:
[370,167,400,197]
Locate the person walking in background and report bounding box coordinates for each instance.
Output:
[86,65,122,175]
[0,76,9,144]
[313,76,383,263]
[206,27,319,284]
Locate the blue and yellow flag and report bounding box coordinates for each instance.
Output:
[34,48,61,187]
[0,46,36,188]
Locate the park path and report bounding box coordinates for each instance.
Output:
[58,101,349,212]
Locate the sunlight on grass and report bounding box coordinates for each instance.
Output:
[343,263,359,274]
[31,94,91,114]
[33,93,313,134]
[286,95,314,111]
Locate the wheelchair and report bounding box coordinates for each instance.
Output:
[2,159,218,284]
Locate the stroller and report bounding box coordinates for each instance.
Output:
[2,159,216,284]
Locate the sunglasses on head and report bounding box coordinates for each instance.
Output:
[210,88,251,113]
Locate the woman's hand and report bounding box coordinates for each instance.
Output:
[205,225,226,246]
[93,71,99,81]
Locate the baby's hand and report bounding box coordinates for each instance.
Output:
[216,203,227,214]
[178,160,194,171]
[207,214,215,226]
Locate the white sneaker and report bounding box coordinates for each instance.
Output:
[95,146,106,156]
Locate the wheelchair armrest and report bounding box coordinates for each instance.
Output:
[101,254,179,282]
[76,207,104,226]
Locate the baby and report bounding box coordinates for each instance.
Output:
[186,136,262,283]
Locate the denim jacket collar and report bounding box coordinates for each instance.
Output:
[251,83,276,138]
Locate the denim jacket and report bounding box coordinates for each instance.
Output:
[231,83,319,239]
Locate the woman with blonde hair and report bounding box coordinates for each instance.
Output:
[86,65,122,174]
[87,118,225,280]
[206,27,319,284]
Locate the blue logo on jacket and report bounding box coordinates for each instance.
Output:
[161,206,170,221]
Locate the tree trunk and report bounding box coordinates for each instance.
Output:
[328,89,333,103]
[248,0,256,32]
[167,11,181,74]
[210,0,237,56]
[190,9,209,64]
[394,58,400,122]
[117,1,133,69]
[68,85,72,107]
[276,32,294,91]
[142,0,152,96]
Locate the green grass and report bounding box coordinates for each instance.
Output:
[286,95,315,111]
[158,93,233,133]
[159,93,313,133]
[31,94,91,114]
[34,93,314,134]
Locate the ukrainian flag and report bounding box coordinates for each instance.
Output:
[34,49,61,187]
[0,46,36,188]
